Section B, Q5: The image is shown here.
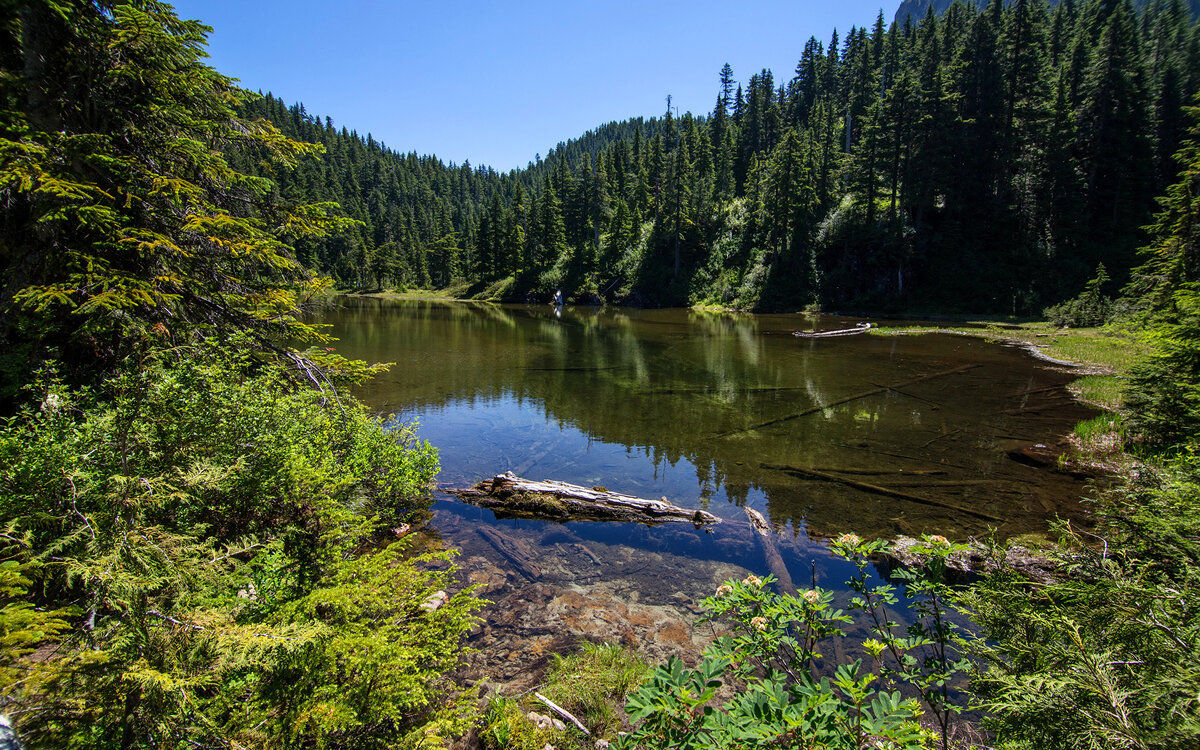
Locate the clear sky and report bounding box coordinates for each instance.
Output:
[169,1,894,172]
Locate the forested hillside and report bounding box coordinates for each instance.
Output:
[253,0,1200,314]
[236,95,667,293]
[895,0,1200,26]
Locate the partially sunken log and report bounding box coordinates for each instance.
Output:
[881,535,1059,584]
[477,527,542,581]
[455,472,721,526]
[793,322,872,338]
[745,508,799,597]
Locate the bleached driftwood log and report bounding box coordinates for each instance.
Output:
[793,322,872,338]
[455,472,721,526]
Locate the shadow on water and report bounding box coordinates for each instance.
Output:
[319,298,1098,683]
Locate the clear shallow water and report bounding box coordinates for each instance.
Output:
[317,298,1098,672]
[326,298,1095,537]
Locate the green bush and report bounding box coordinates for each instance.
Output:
[620,535,971,750]
[1044,265,1113,328]
[965,452,1200,750]
[0,342,480,749]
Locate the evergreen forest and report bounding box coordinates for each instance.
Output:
[247,0,1200,314]
[5,0,1200,749]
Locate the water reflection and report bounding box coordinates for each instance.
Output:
[316,298,1097,686]
[327,298,1096,541]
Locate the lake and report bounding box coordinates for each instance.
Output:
[319,297,1098,680]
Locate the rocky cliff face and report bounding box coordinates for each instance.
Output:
[894,0,955,26]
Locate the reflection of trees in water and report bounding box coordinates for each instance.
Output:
[330,299,1096,538]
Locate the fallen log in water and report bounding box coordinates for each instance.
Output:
[761,464,1005,523]
[813,467,948,477]
[477,526,543,581]
[745,508,799,597]
[793,322,872,338]
[455,472,721,526]
[716,364,980,438]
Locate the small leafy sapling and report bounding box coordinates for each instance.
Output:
[834,533,974,750]
[619,556,952,750]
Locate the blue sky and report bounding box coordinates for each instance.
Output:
[170,1,894,172]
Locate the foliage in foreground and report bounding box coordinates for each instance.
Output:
[0,342,481,749]
[619,535,968,750]
[480,643,649,750]
[0,0,356,400]
[1,3,485,747]
[945,86,1200,750]
[966,454,1200,750]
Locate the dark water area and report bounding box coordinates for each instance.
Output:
[317,297,1099,679]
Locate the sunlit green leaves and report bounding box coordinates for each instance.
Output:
[619,536,967,749]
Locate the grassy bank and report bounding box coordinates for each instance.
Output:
[870,321,1148,412]
[350,282,475,301]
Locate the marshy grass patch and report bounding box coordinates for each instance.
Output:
[540,642,651,739]
[354,281,475,301]
[1026,327,1147,373]
[1070,413,1126,456]
[872,320,1149,377]
[1069,374,1127,411]
[478,643,649,749]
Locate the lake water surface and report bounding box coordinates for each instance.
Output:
[319,298,1098,677]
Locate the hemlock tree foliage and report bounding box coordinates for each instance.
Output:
[0,2,480,748]
[243,0,1200,314]
[956,100,1200,749]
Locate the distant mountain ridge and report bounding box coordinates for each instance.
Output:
[895,0,1200,25]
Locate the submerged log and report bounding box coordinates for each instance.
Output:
[478,526,543,581]
[745,508,799,597]
[813,467,948,477]
[455,472,721,526]
[761,464,1005,523]
[717,364,980,438]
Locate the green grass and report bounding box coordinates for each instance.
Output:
[1000,323,1149,374]
[872,321,1149,409]
[357,280,475,300]
[1072,413,1125,449]
[477,643,649,749]
[1069,374,1127,411]
[540,642,651,739]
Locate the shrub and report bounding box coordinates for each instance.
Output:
[619,535,971,750]
[0,342,480,748]
[964,452,1200,750]
[1044,265,1113,328]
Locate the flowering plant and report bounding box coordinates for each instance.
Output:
[621,534,968,749]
